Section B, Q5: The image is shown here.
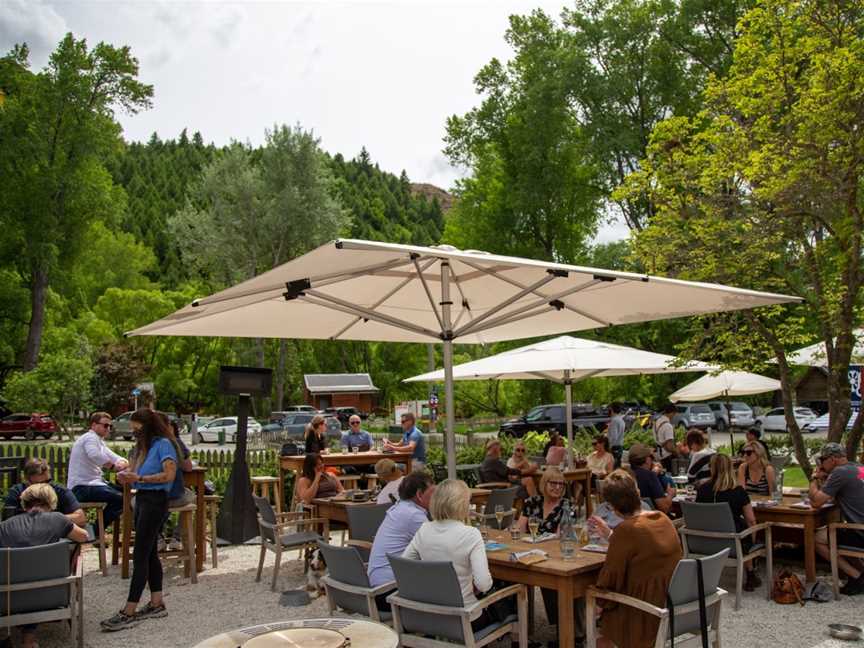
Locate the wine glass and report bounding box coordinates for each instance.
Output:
[528,516,540,543]
[494,505,506,529]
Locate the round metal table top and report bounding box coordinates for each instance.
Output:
[191,617,398,648]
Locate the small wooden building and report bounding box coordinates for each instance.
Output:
[304,373,379,413]
[795,366,829,414]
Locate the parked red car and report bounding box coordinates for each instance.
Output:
[0,413,57,440]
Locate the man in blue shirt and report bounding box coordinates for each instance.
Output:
[342,415,373,451]
[384,412,427,470]
[367,471,435,594]
[628,443,673,514]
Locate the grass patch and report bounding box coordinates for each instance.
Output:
[783,466,807,488]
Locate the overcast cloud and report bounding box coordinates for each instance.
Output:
[0,0,627,243]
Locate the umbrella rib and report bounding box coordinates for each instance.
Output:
[447,264,486,344]
[413,256,445,332]
[528,371,565,384]
[302,290,440,340]
[457,258,611,327]
[452,272,560,338]
[329,257,437,340]
[310,256,423,289]
[458,278,605,337]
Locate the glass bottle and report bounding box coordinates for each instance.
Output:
[559,505,576,561]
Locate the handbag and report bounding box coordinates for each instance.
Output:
[772,568,804,605]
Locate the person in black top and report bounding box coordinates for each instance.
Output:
[627,443,673,514]
[696,453,762,591]
[4,457,86,526]
[304,415,329,454]
[744,426,772,459]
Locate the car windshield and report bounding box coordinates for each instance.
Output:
[691,405,712,414]
[730,403,751,412]
[525,407,546,422]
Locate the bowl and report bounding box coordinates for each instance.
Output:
[828,624,863,641]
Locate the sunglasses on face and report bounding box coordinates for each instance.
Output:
[548,481,565,488]
[743,450,754,456]
[350,421,360,425]
[515,449,525,453]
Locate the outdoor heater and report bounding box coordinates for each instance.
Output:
[216,365,273,544]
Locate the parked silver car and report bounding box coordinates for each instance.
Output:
[707,401,755,430]
[198,416,262,443]
[672,404,716,430]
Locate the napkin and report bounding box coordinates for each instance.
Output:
[510,549,548,565]
[484,542,507,552]
[581,544,609,554]
[523,532,556,544]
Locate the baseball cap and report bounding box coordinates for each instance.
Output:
[818,442,846,460]
[375,458,398,478]
[628,443,654,462]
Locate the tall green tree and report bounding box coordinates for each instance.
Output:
[618,0,864,469]
[0,35,152,370]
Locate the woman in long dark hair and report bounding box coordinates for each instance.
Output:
[304,415,329,455]
[101,409,178,631]
[296,452,343,504]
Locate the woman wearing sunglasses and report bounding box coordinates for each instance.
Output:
[506,444,538,480]
[737,441,775,496]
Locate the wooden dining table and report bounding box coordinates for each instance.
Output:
[751,493,840,583]
[485,528,605,647]
[119,466,208,578]
[280,450,413,506]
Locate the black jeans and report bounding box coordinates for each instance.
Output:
[128,490,169,604]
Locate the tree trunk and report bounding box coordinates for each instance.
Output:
[275,339,287,411]
[22,267,49,371]
[846,407,864,461]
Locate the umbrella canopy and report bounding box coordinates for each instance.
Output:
[128,239,800,477]
[405,335,714,383]
[783,329,864,367]
[405,335,715,468]
[668,370,781,402]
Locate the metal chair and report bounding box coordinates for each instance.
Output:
[474,486,518,530]
[679,502,772,610]
[0,541,84,648]
[586,549,729,648]
[828,521,864,598]
[253,494,329,591]
[316,540,395,623]
[345,502,391,560]
[386,555,528,648]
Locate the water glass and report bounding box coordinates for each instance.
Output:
[351,445,359,454]
[509,522,521,542]
[560,537,576,561]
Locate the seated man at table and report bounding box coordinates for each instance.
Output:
[67,411,129,529]
[809,442,864,595]
[341,415,375,483]
[367,471,435,602]
[627,443,673,514]
[480,439,536,498]
[5,458,86,526]
[383,412,427,472]
[374,459,404,504]
[0,483,89,648]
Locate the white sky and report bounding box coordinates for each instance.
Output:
[0,0,629,243]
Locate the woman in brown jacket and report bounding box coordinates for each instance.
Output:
[587,470,682,648]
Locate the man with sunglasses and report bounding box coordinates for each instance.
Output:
[809,442,864,595]
[341,415,374,482]
[67,411,129,528]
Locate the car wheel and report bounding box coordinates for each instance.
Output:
[25,428,35,441]
[42,432,52,440]
[715,419,726,432]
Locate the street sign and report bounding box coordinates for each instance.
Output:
[132,387,141,397]
[851,364,862,408]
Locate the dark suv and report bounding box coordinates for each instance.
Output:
[499,404,614,438]
[323,407,366,430]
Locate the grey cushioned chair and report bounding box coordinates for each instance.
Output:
[253,494,329,591]
[0,541,84,648]
[346,502,392,560]
[386,555,527,648]
[317,540,395,623]
[828,521,864,598]
[474,487,518,530]
[679,501,772,610]
[586,548,729,648]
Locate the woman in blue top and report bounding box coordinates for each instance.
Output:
[102,409,177,632]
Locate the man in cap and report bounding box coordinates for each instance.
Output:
[374,458,404,505]
[809,442,864,595]
[627,443,673,514]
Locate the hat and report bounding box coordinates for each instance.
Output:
[375,458,398,478]
[818,442,846,460]
[628,443,654,462]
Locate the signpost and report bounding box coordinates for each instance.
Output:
[131,387,141,411]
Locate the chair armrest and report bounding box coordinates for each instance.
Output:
[346,539,373,551]
[476,482,512,490]
[369,580,397,596]
[386,593,472,618]
[737,522,771,540]
[465,584,524,615]
[0,575,81,592]
[830,522,864,532]
[586,587,666,618]
[679,528,739,540]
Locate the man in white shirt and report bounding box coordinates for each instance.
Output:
[653,403,679,473]
[67,411,129,527]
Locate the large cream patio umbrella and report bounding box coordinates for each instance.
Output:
[405,335,715,467]
[669,370,781,448]
[128,239,799,478]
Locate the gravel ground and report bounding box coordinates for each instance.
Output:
[23,542,864,648]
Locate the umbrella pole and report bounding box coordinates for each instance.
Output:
[726,392,735,452]
[441,262,457,480]
[565,370,574,470]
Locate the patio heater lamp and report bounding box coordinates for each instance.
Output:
[216,365,273,544]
